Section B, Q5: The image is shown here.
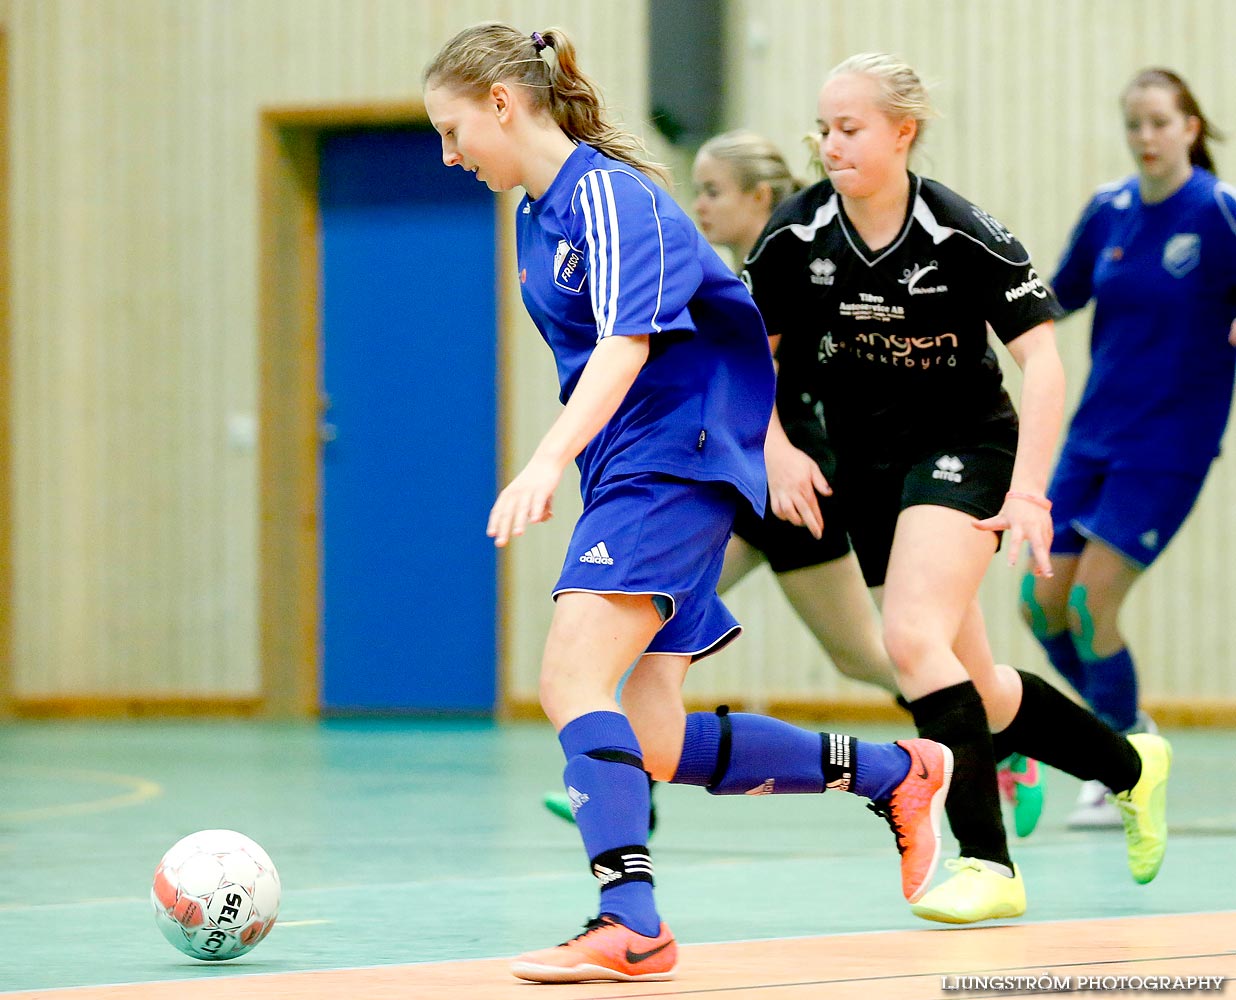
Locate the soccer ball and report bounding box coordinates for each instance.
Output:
[151,829,281,961]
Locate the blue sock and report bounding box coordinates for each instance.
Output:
[559,711,660,937]
[853,740,912,801]
[1039,630,1089,697]
[670,709,908,799]
[1082,647,1139,733]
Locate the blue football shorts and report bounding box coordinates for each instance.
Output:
[1048,446,1210,568]
[553,471,743,661]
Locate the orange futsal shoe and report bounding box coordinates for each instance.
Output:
[511,915,677,983]
[866,738,954,903]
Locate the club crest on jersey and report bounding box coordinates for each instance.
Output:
[554,239,587,293]
[1162,233,1200,278]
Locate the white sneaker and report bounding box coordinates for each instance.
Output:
[1067,779,1123,829]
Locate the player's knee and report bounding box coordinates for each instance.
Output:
[881,619,936,677]
[830,648,898,693]
[537,661,581,724]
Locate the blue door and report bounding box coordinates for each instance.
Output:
[318,128,498,713]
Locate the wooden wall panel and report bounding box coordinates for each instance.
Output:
[4,0,648,707]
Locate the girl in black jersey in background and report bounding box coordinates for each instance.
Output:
[743,53,1172,924]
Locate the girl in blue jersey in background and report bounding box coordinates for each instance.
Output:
[1021,69,1236,827]
[423,23,953,985]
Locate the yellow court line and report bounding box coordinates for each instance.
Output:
[0,766,162,823]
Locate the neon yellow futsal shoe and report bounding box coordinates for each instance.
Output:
[1114,732,1172,884]
[909,858,1026,924]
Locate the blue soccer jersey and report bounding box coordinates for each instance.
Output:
[517,143,775,513]
[1053,168,1236,471]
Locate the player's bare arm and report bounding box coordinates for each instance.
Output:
[973,320,1064,576]
[488,334,650,547]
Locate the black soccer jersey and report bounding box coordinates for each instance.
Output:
[743,173,1062,464]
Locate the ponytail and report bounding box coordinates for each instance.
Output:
[424,22,670,185]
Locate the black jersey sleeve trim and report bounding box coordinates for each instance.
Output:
[911,195,1031,266]
[745,192,839,265]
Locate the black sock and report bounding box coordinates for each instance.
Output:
[907,681,1011,868]
[996,671,1141,793]
[991,725,1016,763]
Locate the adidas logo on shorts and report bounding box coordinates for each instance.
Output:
[579,542,615,565]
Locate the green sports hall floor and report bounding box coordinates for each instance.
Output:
[1,719,1233,993]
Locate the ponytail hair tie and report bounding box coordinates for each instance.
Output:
[530,31,548,52]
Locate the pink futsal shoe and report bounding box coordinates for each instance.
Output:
[511,915,677,983]
[866,738,954,902]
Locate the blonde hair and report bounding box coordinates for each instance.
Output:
[827,52,939,149]
[697,130,804,210]
[423,22,670,185]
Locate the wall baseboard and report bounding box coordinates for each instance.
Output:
[9,695,1235,728]
[9,696,263,719]
[502,696,1236,728]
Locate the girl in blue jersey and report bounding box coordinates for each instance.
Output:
[1021,69,1236,827]
[543,130,901,830]
[744,53,1174,926]
[423,24,954,984]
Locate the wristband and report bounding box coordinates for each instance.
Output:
[1006,491,1052,511]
